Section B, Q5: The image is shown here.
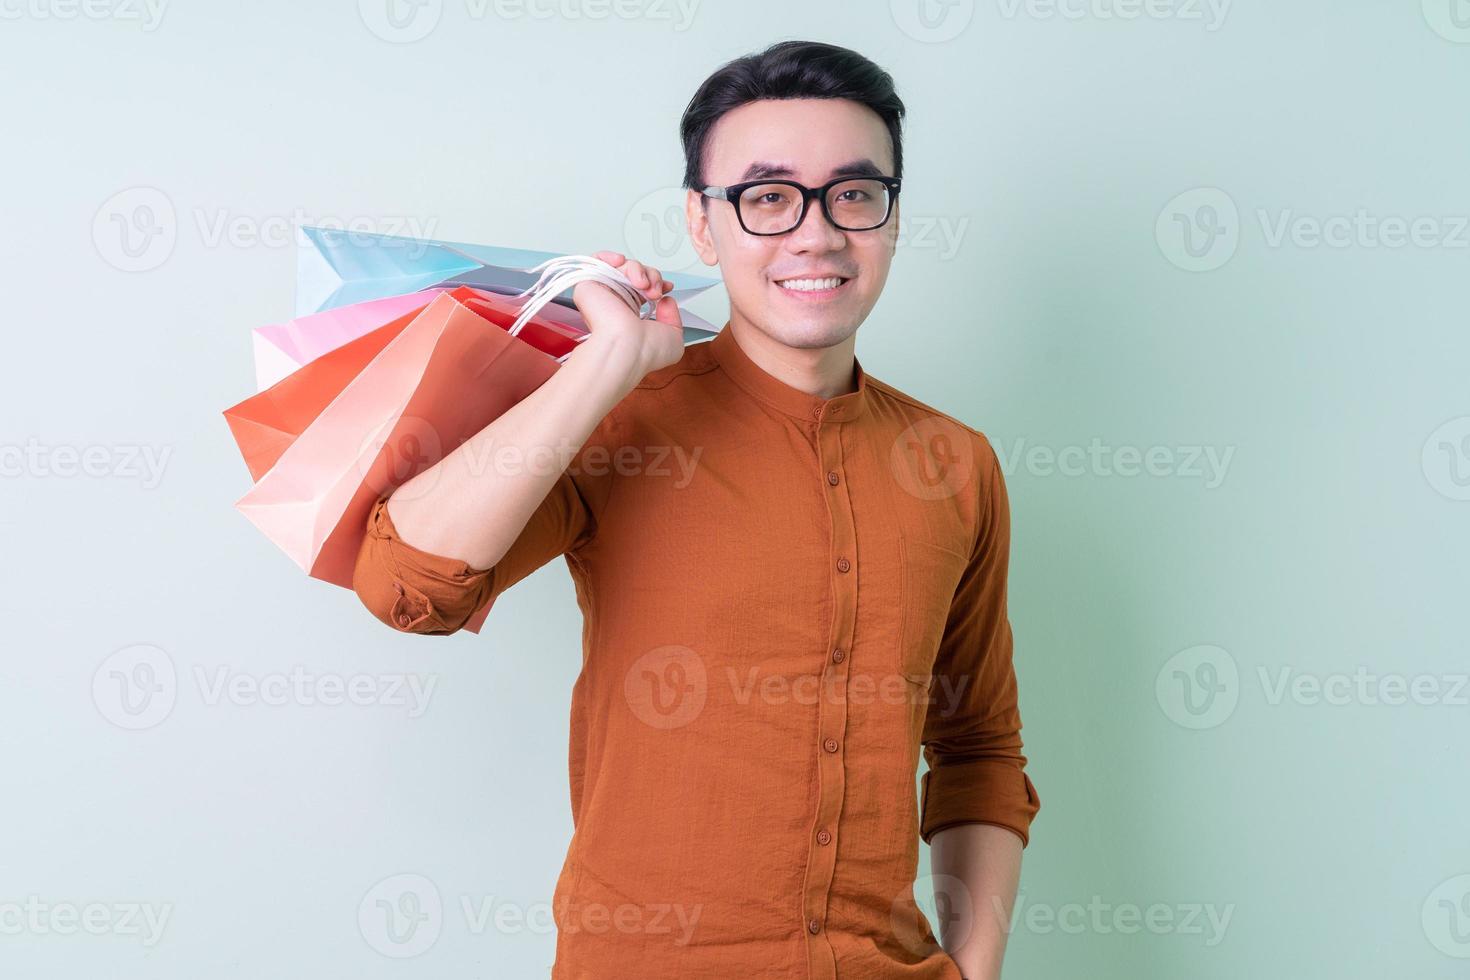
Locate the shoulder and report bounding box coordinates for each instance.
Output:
[863,371,1002,475]
[634,336,723,394]
[578,339,718,441]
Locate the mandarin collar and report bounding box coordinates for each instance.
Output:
[707,321,869,424]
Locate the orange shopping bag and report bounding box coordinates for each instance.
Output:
[223,285,583,481]
[229,287,575,633]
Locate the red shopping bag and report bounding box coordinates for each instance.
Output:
[230,287,575,633]
[224,285,580,482]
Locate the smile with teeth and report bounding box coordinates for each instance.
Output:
[775,276,849,293]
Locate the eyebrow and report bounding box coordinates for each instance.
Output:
[737,158,886,182]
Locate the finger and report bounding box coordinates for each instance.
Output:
[661,279,674,293]
[623,260,650,289]
[643,266,665,300]
[652,294,683,327]
[592,250,626,267]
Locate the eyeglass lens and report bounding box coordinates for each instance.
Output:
[736,179,892,234]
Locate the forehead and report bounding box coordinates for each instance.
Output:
[703,98,894,184]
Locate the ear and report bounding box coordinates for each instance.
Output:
[687,188,720,267]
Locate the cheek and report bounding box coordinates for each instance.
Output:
[715,234,778,293]
[857,241,895,288]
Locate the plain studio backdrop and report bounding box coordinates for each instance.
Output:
[1,2,1466,977]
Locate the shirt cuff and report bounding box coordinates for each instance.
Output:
[352,494,495,635]
[918,760,1041,848]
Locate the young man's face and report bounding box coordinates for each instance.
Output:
[688,97,900,351]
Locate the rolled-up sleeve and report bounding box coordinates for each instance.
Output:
[352,417,617,635]
[918,438,1040,847]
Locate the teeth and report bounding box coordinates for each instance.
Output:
[777,277,844,292]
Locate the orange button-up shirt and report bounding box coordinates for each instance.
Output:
[352,323,1040,979]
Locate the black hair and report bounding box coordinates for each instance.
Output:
[679,40,906,193]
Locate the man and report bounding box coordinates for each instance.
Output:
[353,39,1040,980]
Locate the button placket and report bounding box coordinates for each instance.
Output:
[801,417,855,980]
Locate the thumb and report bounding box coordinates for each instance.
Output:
[652,294,683,328]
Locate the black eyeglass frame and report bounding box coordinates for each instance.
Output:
[699,175,902,236]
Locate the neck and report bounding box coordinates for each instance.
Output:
[725,310,859,400]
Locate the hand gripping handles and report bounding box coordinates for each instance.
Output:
[507,255,660,362]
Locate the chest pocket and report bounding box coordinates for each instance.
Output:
[899,536,970,683]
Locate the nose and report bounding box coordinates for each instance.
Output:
[784,191,846,250]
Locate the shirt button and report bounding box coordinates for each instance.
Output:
[836,557,850,573]
[817,829,832,845]
[826,471,839,486]
[807,918,821,934]
[823,737,839,753]
[396,614,411,627]
[831,649,845,663]
[811,405,822,419]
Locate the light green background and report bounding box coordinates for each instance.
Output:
[2,1,1466,977]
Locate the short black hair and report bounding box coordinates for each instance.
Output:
[679,40,906,193]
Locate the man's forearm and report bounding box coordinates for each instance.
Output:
[928,823,1023,980]
[385,330,648,569]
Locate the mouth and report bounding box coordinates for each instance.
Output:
[772,275,852,301]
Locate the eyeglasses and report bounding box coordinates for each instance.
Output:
[700,175,901,236]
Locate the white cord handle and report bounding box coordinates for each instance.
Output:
[508,254,655,342]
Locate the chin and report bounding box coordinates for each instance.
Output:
[761,316,859,350]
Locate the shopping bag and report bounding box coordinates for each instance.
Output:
[225,286,577,484]
[233,287,571,634]
[252,289,448,391]
[294,225,723,338]
[250,228,723,394]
